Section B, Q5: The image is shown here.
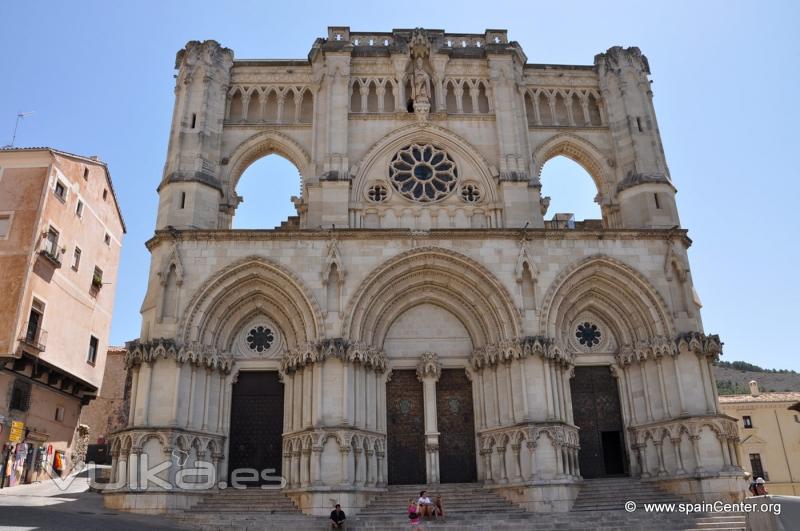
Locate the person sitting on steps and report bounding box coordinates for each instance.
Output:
[434,495,445,519]
[330,503,346,529]
[417,490,434,519]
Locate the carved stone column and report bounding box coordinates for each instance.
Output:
[481,448,494,485]
[510,443,524,483]
[311,445,323,486]
[526,440,537,481]
[690,435,705,475]
[376,450,385,487]
[672,437,686,475]
[495,446,508,484]
[417,352,442,484]
[339,447,352,487]
[300,448,311,487]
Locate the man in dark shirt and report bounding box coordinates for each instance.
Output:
[330,503,346,528]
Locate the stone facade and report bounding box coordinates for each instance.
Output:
[0,148,125,483]
[107,27,746,515]
[719,381,800,495]
[79,346,131,444]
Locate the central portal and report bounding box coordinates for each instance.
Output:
[570,365,626,478]
[386,370,426,485]
[228,371,284,485]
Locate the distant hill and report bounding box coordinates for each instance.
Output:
[714,360,800,395]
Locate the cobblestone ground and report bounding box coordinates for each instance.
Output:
[0,466,182,531]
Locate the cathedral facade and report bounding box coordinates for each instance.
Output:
[106,27,746,515]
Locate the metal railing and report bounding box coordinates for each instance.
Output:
[19,321,47,351]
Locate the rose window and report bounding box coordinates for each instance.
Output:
[367,183,388,202]
[576,322,601,348]
[389,144,458,202]
[461,183,481,203]
[247,326,274,352]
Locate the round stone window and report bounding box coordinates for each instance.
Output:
[575,322,601,348]
[389,144,458,202]
[246,325,274,352]
[367,182,389,202]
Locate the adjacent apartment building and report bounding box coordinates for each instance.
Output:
[0,148,125,486]
[719,381,800,495]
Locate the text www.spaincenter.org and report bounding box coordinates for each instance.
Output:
[624,500,781,516]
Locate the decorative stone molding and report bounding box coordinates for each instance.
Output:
[470,336,571,369]
[124,339,233,373]
[616,332,722,365]
[109,427,226,463]
[676,332,722,359]
[280,338,388,373]
[415,351,441,381]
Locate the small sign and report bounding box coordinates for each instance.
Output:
[8,421,25,443]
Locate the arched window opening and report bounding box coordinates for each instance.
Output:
[554,93,569,126]
[477,83,490,113]
[245,92,261,122]
[588,94,602,126]
[538,93,553,125]
[367,81,379,112]
[229,91,244,121]
[264,91,279,122]
[462,85,474,114]
[300,89,314,123]
[162,264,178,319]
[539,156,602,224]
[351,82,362,112]
[233,154,301,229]
[445,82,458,114]
[569,95,583,126]
[524,93,536,126]
[383,83,395,112]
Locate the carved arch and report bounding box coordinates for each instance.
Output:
[350,123,500,205]
[221,129,312,204]
[342,246,521,348]
[178,256,324,350]
[532,133,613,198]
[540,254,674,348]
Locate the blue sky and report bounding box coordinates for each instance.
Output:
[2,1,798,370]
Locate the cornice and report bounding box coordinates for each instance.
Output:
[145,227,692,251]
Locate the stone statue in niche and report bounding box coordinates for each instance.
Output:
[412,57,431,104]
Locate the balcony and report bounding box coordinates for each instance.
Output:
[38,240,63,267]
[19,321,47,352]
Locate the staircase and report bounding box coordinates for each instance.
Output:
[351,482,527,529]
[167,488,326,530]
[165,478,746,530]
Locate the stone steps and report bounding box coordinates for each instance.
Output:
[165,479,748,530]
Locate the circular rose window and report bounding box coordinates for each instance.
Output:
[389,144,458,202]
[247,326,274,352]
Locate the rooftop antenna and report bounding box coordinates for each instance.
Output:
[4,111,34,148]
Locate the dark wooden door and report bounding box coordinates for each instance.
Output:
[436,369,477,483]
[386,370,426,485]
[228,371,284,485]
[570,366,626,478]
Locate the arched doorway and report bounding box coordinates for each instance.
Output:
[228,371,284,486]
[570,366,626,478]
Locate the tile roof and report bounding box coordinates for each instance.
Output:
[718,391,800,404]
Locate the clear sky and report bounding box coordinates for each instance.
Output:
[2,1,798,370]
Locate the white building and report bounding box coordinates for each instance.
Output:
[106,27,746,515]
